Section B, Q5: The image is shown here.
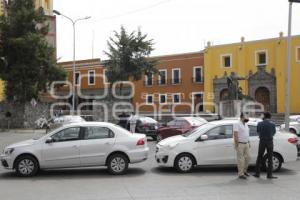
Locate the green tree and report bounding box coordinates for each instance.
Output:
[104,26,157,97]
[0,0,66,102]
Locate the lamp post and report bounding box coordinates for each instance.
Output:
[53,10,91,115]
[285,0,300,131]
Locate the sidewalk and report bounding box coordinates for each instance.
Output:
[0,129,47,134]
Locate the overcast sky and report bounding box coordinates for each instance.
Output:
[53,0,300,62]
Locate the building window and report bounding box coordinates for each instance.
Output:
[158,69,167,85]
[75,72,80,86]
[159,94,167,104]
[256,50,268,66]
[296,46,300,62]
[173,93,181,104]
[172,68,181,84]
[145,73,153,86]
[88,70,95,85]
[193,66,203,83]
[221,54,232,68]
[146,94,153,104]
[45,0,50,9]
[103,69,109,84]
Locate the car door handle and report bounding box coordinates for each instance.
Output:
[72,145,79,148]
[105,142,112,145]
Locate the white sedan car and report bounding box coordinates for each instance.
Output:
[1,122,149,176]
[48,115,86,130]
[156,120,298,173]
[280,115,300,136]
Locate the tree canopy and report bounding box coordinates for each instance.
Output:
[104,26,158,90]
[0,0,66,102]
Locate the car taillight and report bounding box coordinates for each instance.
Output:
[137,138,145,146]
[288,137,298,144]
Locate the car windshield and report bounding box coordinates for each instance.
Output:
[182,123,215,137]
[140,117,157,123]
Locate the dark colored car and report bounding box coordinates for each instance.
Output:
[129,116,159,140]
[156,117,207,142]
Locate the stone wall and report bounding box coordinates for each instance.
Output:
[0,102,50,129]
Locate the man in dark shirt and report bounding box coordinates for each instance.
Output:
[253,112,277,179]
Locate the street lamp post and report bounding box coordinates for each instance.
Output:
[53,10,91,115]
[285,0,300,131]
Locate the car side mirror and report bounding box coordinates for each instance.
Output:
[162,123,167,127]
[45,138,54,144]
[196,134,208,142]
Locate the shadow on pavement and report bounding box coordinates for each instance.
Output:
[151,166,296,176]
[0,167,146,180]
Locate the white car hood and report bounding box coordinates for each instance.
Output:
[158,135,187,146]
[281,121,299,127]
[7,139,36,149]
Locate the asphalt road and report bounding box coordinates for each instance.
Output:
[0,132,300,200]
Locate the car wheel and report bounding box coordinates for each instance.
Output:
[263,153,282,172]
[107,154,129,175]
[174,154,194,173]
[157,134,163,143]
[151,135,157,141]
[15,155,39,177]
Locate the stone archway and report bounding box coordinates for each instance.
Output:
[248,66,277,113]
[255,87,271,111]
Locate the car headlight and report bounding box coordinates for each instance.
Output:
[4,148,14,155]
[167,143,178,149]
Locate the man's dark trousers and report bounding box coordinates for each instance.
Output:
[255,140,274,177]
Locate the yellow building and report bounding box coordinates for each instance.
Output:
[0,0,6,15]
[0,0,54,102]
[204,33,300,114]
[0,0,52,16]
[35,0,53,16]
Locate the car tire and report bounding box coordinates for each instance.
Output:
[174,153,195,173]
[157,134,163,143]
[107,154,129,175]
[151,135,157,141]
[263,153,282,172]
[15,155,39,177]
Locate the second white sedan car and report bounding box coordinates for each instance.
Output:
[280,115,300,136]
[155,120,298,173]
[1,122,149,176]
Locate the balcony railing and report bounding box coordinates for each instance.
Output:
[157,79,167,85]
[144,80,154,86]
[170,78,182,85]
[192,76,204,83]
[144,78,183,86]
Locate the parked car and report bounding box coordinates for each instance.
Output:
[156,117,207,142]
[48,115,86,130]
[0,122,149,176]
[280,115,300,136]
[155,119,298,173]
[127,115,159,140]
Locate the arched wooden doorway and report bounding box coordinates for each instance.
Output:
[255,87,270,111]
[220,89,229,101]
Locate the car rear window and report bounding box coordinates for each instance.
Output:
[140,117,157,123]
[83,127,114,140]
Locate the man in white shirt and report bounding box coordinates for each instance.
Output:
[233,113,250,179]
[129,112,137,133]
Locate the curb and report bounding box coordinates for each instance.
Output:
[0,129,47,134]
